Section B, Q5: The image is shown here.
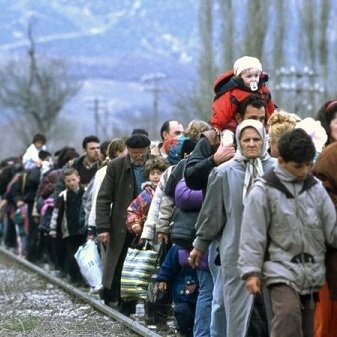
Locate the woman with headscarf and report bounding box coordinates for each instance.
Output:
[312,141,337,337]
[189,119,275,337]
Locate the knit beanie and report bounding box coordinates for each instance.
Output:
[233,56,262,77]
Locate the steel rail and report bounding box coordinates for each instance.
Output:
[0,246,162,337]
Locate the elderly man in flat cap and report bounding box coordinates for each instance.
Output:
[96,133,154,316]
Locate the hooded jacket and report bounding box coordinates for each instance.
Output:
[238,165,337,295]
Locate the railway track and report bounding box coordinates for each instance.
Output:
[0,246,172,337]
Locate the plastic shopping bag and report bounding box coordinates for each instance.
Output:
[74,239,103,292]
[121,242,158,301]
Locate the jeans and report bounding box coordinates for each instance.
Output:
[194,269,213,336]
[209,240,227,337]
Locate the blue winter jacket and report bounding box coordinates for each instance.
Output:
[156,245,199,304]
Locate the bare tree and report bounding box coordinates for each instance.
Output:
[297,0,331,113]
[299,0,316,67]
[299,0,330,72]
[0,24,81,146]
[243,0,268,59]
[318,0,330,97]
[218,0,234,71]
[270,0,286,108]
[196,0,217,121]
[172,0,216,122]
[173,86,211,125]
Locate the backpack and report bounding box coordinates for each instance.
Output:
[170,208,198,249]
[5,171,28,202]
[0,165,17,196]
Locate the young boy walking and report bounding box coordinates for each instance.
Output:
[50,168,86,285]
[238,128,337,337]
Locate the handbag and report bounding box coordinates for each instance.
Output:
[120,241,158,301]
[74,239,103,291]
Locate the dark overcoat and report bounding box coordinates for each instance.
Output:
[96,154,139,289]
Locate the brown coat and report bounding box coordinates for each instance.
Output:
[96,154,148,289]
[313,142,337,300]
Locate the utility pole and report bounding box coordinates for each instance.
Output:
[87,97,103,137]
[275,66,325,118]
[141,72,167,137]
[94,98,99,136]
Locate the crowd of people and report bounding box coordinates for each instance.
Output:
[1,55,337,337]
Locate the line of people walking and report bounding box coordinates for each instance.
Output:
[0,55,337,337]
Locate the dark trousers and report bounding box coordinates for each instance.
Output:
[63,235,86,283]
[270,283,314,337]
[36,229,53,264]
[102,232,136,316]
[144,292,172,324]
[175,302,196,337]
[51,237,66,272]
[26,202,38,262]
[3,206,17,248]
[247,292,269,337]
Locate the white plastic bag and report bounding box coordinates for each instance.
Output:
[74,240,103,291]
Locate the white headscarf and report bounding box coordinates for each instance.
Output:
[234,119,270,202]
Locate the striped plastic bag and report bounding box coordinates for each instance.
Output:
[121,242,158,301]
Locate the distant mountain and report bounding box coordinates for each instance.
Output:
[0,0,200,140]
[0,1,199,76]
